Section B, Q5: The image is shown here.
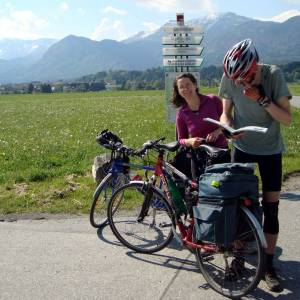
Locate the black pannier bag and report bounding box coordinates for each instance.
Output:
[169,147,193,179]
[193,198,237,247]
[198,163,258,200]
[193,163,260,247]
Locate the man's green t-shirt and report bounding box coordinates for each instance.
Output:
[218,64,292,155]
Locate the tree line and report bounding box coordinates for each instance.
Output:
[1,62,300,94]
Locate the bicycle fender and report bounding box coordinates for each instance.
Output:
[241,205,267,248]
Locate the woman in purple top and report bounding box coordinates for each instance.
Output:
[172,73,227,149]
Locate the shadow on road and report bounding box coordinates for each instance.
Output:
[280,192,300,201]
[126,249,197,273]
[124,237,198,271]
[95,223,122,247]
[249,258,300,299]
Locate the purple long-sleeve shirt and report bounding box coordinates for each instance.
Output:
[176,94,228,149]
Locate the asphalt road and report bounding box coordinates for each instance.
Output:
[1,190,300,300]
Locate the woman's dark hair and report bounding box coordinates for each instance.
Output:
[172,73,201,107]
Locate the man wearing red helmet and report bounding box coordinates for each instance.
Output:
[219,39,292,292]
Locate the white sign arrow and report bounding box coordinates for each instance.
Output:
[164,25,203,34]
[162,46,203,56]
[162,35,203,45]
[163,58,203,67]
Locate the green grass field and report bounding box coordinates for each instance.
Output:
[0,87,299,214]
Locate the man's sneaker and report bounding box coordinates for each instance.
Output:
[231,257,245,276]
[264,267,283,292]
[224,257,245,281]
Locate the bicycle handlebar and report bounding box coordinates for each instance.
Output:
[96,129,227,159]
[133,137,165,155]
[96,130,168,157]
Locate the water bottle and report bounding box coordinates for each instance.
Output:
[167,176,187,216]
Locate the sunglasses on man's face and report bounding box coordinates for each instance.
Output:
[235,60,258,83]
[235,67,257,86]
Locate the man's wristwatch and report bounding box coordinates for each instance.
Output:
[258,96,271,108]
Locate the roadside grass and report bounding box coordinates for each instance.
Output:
[282,107,300,174]
[0,87,299,214]
[288,83,300,96]
[0,91,173,214]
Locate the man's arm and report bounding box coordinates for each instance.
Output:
[264,96,292,126]
[220,98,234,126]
[219,98,245,140]
[243,85,292,126]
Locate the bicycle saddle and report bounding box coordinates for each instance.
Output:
[198,144,229,157]
[157,141,180,152]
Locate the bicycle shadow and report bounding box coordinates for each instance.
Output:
[95,220,190,253]
[125,242,199,274]
[280,191,300,201]
[95,223,123,247]
[248,258,300,299]
[222,246,299,299]
[96,224,300,299]
[126,243,300,299]
[95,224,198,272]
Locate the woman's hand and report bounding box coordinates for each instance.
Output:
[184,137,204,148]
[206,128,222,143]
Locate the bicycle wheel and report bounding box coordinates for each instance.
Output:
[195,206,264,299]
[90,173,128,228]
[108,181,175,253]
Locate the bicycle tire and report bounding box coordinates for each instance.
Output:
[108,181,175,253]
[90,173,128,228]
[195,206,264,299]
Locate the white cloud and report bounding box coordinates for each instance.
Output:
[103,6,127,15]
[90,17,129,41]
[142,21,160,32]
[59,2,69,13]
[134,0,216,14]
[0,9,47,39]
[259,9,300,22]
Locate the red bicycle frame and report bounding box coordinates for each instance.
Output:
[153,152,218,252]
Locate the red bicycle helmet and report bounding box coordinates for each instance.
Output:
[223,39,259,81]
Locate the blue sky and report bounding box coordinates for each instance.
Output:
[0,0,300,41]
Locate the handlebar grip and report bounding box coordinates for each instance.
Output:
[136,149,147,156]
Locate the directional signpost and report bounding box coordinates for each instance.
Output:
[162,35,203,45]
[163,58,203,67]
[162,13,204,122]
[162,47,203,56]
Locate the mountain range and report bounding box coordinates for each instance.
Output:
[1,12,300,84]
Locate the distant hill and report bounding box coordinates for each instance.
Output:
[25,35,161,82]
[0,38,56,61]
[1,12,300,83]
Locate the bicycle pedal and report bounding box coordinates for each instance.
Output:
[224,267,238,282]
[201,253,214,262]
[159,222,172,228]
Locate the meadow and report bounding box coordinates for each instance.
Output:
[0,87,299,214]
